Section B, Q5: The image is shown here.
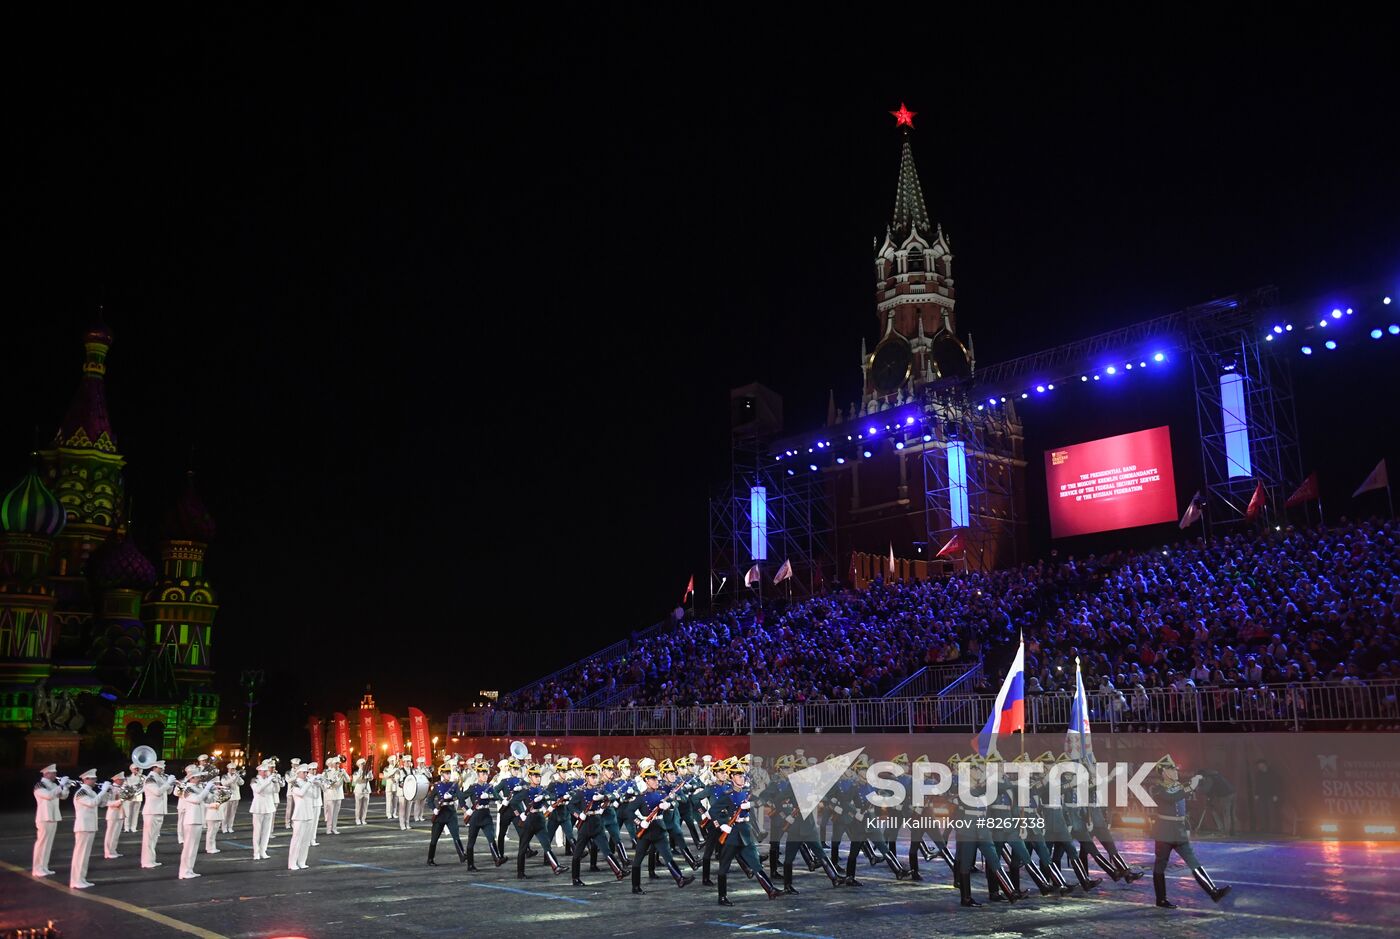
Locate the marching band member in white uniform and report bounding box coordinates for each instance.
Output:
[322,756,346,834]
[203,782,226,854]
[222,766,242,833]
[352,758,372,825]
[284,758,302,829]
[141,760,174,868]
[32,764,72,877]
[413,757,430,821]
[307,761,325,845]
[249,761,279,860]
[103,771,127,858]
[382,757,399,819]
[288,764,318,870]
[178,767,216,879]
[69,770,103,889]
[123,763,143,832]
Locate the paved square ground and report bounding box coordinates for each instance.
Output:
[2,807,1397,938]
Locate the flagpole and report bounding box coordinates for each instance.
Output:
[1019,629,1025,755]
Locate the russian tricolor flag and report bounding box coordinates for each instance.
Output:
[976,638,1025,756]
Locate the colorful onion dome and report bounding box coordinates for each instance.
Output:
[90,534,157,590]
[0,466,66,536]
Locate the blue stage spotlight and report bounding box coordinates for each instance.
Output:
[1319,319,1328,327]
[816,441,824,449]
[1265,334,1273,341]
[1390,324,1400,335]
[868,426,877,435]
[1325,340,1337,350]
[1093,374,1101,380]
[836,457,845,465]
[1332,308,1343,319]
[988,397,997,405]
[976,405,984,411]
[1301,345,1313,355]
[1273,325,1283,334]
[1081,375,1088,382]
[1285,324,1293,331]
[922,434,932,442]
[1153,352,1165,362]
[1036,385,1045,393]
[1125,362,1133,369]
[807,447,813,453]
[809,464,819,471]
[1346,308,1353,315]
[1000,396,1007,403]
[786,468,795,476]
[1047,383,1055,390]
[895,441,905,450]
[1106,365,1117,375]
[1385,297,1392,305]
[1021,392,1028,399]
[1372,329,1383,339]
[862,449,873,458]
[905,417,915,425]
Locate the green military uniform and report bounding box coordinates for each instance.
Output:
[1148,755,1231,908]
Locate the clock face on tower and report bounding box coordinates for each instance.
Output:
[871,338,912,393]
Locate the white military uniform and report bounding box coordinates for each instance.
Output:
[222,769,242,832]
[322,758,346,834]
[249,765,279,859]
[396,757,412,830]
[285,759,302,828]
[352,760,372,825]
[69,774,102,888]
[178,775,216,878]
[412,758,430,821]
[103,773,126,858]
[32,768,71,877]
[381,760,399,818]
[140,766,175,868]
[288,769,317,869]
[123,766,143,831]
[203,787,225,854]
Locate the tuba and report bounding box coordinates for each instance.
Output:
[509,740,530,762]
[132,745,159,771]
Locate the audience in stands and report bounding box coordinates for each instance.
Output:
[501,520,1400,718]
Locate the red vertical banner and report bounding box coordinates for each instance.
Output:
[382,714,403,753]
[358,709,378,768]
[332,713,351,759]
[407,707,431,766]
[309,715,324,761]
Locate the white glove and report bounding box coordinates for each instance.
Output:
[659,801,671,811]
[740,801,751,810]
[721,824,732,835]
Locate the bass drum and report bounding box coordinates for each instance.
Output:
[401,773,419,802]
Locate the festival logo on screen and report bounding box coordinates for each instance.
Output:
[1045,426,1178,539]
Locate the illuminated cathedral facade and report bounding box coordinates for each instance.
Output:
[0,321,221,760]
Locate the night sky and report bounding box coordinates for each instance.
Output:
[1,12,1396,745]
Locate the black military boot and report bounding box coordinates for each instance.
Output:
[782,862,798,894]
[1154,870,1174,907]
[959,866,981,907]
[1193,866,1231,903]
[717,874,733,906]
[755,866,781,899]
[668,860,694,888]
[606,855,627,881]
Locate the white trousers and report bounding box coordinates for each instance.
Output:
[354,793,369,824]
[33,820,57,875]
[179,822,203,877]
[252,811,274,858]
[223,800,239,832]
[141,814,164,867]
[204,819,220,853]
[104,814,123,857]
[385,790,395,818]
[310,806,321,844]
[398,796,410,829]
[176,800,188,843]
[324,797,342,833]
[414,796,427,821]
[289,819,312,869]
[123,800,141,831]
[70,830,95,887]
[285,795,295,827]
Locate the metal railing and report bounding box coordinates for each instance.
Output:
[881,662,980,699]
[452,680,1400,738]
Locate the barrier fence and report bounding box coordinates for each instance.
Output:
[451,679,1400,738]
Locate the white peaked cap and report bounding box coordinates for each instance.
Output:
[41,764,58,774]
[81,768,97,778]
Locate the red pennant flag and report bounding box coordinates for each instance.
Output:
[308,715,324,762]
[935,532,964,558]
[1285,472,1319,509]
[1353,459,1388,497]
[331,712,351,759]
[382,713,403,754]
[681,575,694,605]
[1245,481,1267,522]
[407,707,431,767]
[358,709,378,769]
[1179,492,1203,529]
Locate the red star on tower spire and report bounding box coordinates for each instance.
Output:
[889,102,917,129]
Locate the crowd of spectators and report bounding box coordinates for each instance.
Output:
[500,520,1400,714]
